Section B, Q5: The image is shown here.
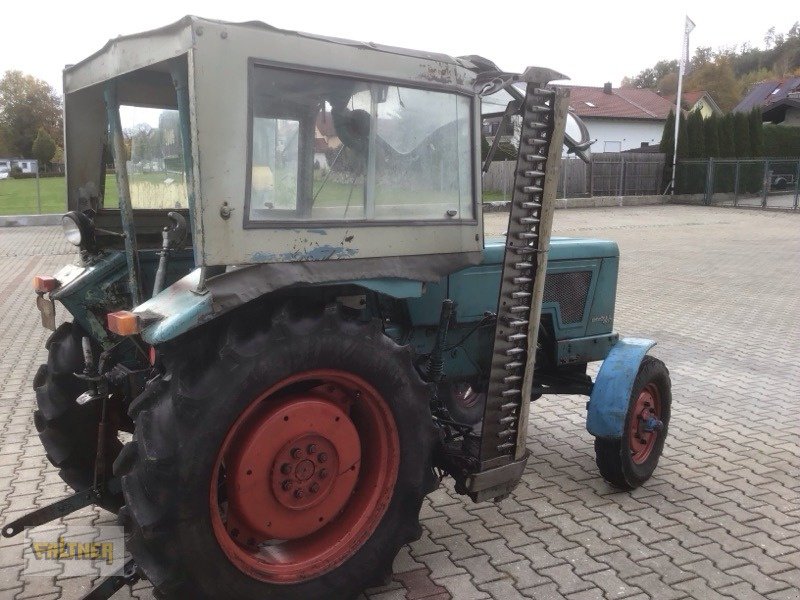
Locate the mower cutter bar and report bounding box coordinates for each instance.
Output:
[471,82,570,500]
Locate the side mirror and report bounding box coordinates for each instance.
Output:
[564,112,595,163]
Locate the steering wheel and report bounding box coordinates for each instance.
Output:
[332,108,371,154]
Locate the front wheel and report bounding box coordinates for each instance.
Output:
[594,355,671,489]
[115,306,438,599]
[33,322,124,512]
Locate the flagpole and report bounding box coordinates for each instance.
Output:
[670,15,695,195]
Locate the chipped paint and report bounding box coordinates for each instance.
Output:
[250,244,358,263]
[419,61,466,86]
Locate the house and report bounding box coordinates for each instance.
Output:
[566,83,675,152]
[0,158,38,174]
[667,91,722,119]
[734,77,800,126]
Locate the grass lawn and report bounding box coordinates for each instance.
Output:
[0,177,68,215]
[0,175,121,216]
[1,173,503,216]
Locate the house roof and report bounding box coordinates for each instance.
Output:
[664,90,722,115]
[734,77,800,113]
[565,85,674,120]
[762,95,800,123]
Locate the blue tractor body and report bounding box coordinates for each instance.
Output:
[50,234,634,441]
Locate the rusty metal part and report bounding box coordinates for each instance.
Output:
[628,383,663,464]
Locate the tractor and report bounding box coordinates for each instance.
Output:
[5,16,671,600]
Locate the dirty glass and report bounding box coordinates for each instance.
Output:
[247,65,474,223]
[113,106,188,209]
[374,87,471,220]
[251,118,300,212]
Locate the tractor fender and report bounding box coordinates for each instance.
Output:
[586,337,656,439]
[134,268,426,345]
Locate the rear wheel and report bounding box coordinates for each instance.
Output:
[115,306,438,599]
[594,355,671,490]
[33,323,124,512]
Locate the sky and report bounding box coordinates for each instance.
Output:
[1,0,798,95]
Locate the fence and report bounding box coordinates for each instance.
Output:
[675,158,800,209]
[483,152,666,201]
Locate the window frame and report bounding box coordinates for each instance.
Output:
[243,59,478,229]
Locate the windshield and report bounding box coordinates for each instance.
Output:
[105,106,188,210]
[247,65,474,223]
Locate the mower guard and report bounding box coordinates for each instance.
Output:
[586,337,656,439]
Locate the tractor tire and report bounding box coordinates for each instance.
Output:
[442,381,486,426]
[594,355,671,490]
[115,305,439,600]
[33,322,124,512]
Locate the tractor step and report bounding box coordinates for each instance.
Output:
[1,478,120,538]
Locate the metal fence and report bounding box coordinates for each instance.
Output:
[676,158,800,209]
[483,152,666,201]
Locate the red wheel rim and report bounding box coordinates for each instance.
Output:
[210,369,400,583]
[628,383,662,464]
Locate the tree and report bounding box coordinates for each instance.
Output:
[660,111,676,189]
[687,111,706,158]
[739,67,774,93]
[690,47,714,70]
[0,123,12,156]
[733,112,751,157]
[657,72,679,96]
[31,127,56,167]
[675,113,690,192]
[749,108,764,157]
[0,71,62,157]
[676,113,689,159]
[717,115,736,192]
[622,59,678,89]
[718,114,736,158]
[660,110,675,156]
[704,114,720,157]
[685,61,741,112]
[685,111,707,192]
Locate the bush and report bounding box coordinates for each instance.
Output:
[763,125,800,157]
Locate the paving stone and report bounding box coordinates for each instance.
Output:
[727,565,792,595]
[3,208,800,600]
[539,563,594,595]
[497,559,550,590]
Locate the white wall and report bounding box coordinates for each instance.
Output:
[583,118,665,152]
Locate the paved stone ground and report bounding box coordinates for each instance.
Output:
[0,205,798,600]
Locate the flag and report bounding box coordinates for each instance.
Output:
[682,16,696,72]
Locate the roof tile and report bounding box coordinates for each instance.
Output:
[565,85,674,120]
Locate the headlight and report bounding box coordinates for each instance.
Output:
[61,211,96,251]
[62,215,83,246]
